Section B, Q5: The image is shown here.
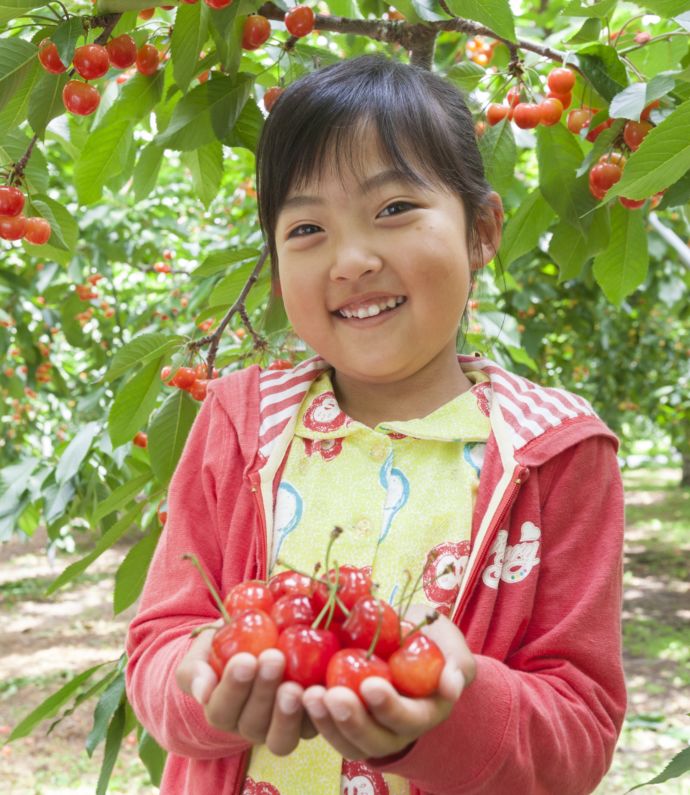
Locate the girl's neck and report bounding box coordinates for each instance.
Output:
[331,348,472,428]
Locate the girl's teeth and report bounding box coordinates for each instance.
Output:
[339,297,405,319]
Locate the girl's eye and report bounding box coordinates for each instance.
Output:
[378,201,416,218]
[288,223,322,238]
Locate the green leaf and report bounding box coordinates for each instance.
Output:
[391,0,443,22]
[100,71,164,127]
[95,701,126,795]
[108,359,163,448]
[55,421,100,484]
[548,221,590,280]
[609,76,675,121]
[0,37,36,113]
[642,0,690,14]
[0,129,48,193]
[536,124,589,230]
[74,119,133,205]
[0,0,41,23]
[627,746,690,791]
[182,141,223,208]
[148,390,198,486]
[499,190,555,268]
[446,61,485,93]
[86,672,126,757]
[605,99,690,200]
[224,97,263,153]
[51,15,83,69]
[7,663,110,742]
[478,118,516,193]
[325,0,362,16]
[209,260,256,306]
[567,17,602,43]
[0,57,40,137]
[47,503,143,594]
[92,472,152,523]
[156,73,252,151]
[593,203,649,304]
[658,169,690,208]
[444,0,515,41]
[574,45,628,102]
[192,246,258,278]
[27,195,78,253]
[105,332,184,382]
[43,480,75,524]
[27,71,68,137]
[172,0,208,94]
[133,142,164,202]
[564,0,617,18]
[114,526,161,614]
[138,729,167,788]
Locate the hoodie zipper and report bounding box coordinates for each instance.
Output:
[453,465,530,622]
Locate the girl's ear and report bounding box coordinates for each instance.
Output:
[472,192,504,270]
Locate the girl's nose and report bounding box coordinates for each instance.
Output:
[329,242,383,281]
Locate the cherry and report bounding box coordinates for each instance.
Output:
[224,580,275,616]
[278,626,340,687]
[209,610,279,678]
[567,108,593,134]
[268,569,316,600]
[388,632,445,698]
[24,217,51,245]
[189,378,209,401]
[326,648,392,701]
[505,87,521,108]
[327,564,373,620]
[623,120,652,151]
[598,152,626,168]
[340,596,401,660]
[640,100,660,121]
[38,40,67,74]
[133,431,148,448]
[486,103,509,126]
[242,15,271,50]
[539,98,563,127]
[157,500,168,525]
[547,67,575,95]
[634,31,651,44]
[619,196,646,209]
[204,0,232,8]
[588,162,622,200]
[170,366,197,390]
[270,593,316,632]
[285,6,315,37]
[194,363,219,380]
[586,118,613,142]
[63,81,100,116]
[139,8,154,18]
[0,186,25,217]
[263,87,284,113]
[160,365,173,383]
[512,102,541,129]
[73,44,110,80]
[267,358,292,370]
[136,44,160,76]
[0,215,28,241]
[547,90,571,109]
[106,35,137,69]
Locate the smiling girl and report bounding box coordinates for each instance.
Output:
[126,55,626,795]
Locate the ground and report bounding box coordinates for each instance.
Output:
[1,467,688,794]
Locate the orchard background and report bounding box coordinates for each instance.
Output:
[1,0,689,791]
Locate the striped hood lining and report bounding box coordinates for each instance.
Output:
[256,355,597,465]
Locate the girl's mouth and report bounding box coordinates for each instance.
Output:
[335,296,406,320]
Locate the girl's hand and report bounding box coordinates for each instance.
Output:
[302,605,476,760]
[175,623,316,756]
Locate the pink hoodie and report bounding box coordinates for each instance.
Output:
[126,354,627,795]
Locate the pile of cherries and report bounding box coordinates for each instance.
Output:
[242,6,315,51]
[38,35,160,116]
[187,530,446,701]
[161,362,219,402]
[0,185,51,245]
[486,67,577,129]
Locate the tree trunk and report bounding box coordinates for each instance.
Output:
[682,451,690,488]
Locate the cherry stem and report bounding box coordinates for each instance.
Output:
[366,598,386,659]
[190,622,221,637]
[182,554,232,624]
[401,611,440,643]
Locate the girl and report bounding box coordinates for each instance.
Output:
[126,55,626,795]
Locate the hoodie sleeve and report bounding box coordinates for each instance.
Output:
[125,390,253,759]
[369,434,627,795]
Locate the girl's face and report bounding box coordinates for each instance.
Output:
[274,137,495,387]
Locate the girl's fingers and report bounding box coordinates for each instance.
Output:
[234,649,286,744]
[303,686,370,759]
[204,652,258,731]
[265,682,308,756]
[359,677,455,736]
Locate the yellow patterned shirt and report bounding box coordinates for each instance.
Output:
[243,368,492,795]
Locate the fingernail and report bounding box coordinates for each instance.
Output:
[364,688,385,706]
[279,692,300,714]
[330,703,351,722]
[305,698,327,719]
[261,661,283,681]
[233,661,255,682]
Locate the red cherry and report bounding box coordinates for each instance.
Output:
[136,44,160,76]
[133,431,148,448]
[512,102,541,129]
[189,378,209,401]
[340,596,401,660]
[538,98,563,127]
[278,626,340,687]
[619,196,646,209]
[106,35,137,69]
[586,118,613,142]
[285,6,315,37]
[567,108,593,134]
[547,90,571,109]
[267,358,292,370]
[388,632,445,697]
[505,87,521,108]
[268,569,316,600]
[139,8,154,19]
[38,39,67,74]
[326,648,392,701]
[73,44,110,80]
[204,0,232,8]
[270,593,316,632]
[170,366,197,390]
[598,152,626,168]
[623,120,653,151]
[263,87,284,113]
[588,162,622,200]
[547,67,575,95]
[486,103,509,126]
[0,186,25,217]
[194,363,219,379]
[326,564,373,621]
[209,610,280,678]
[640,99,660,121]
[157,500,168,525]
[224,580,274,615]
[634,31,651,44]
[23,217,51,245]
[0,214,28,241]
[63,81,100,116]
[242,15,271,50]
[160,365,173,383]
